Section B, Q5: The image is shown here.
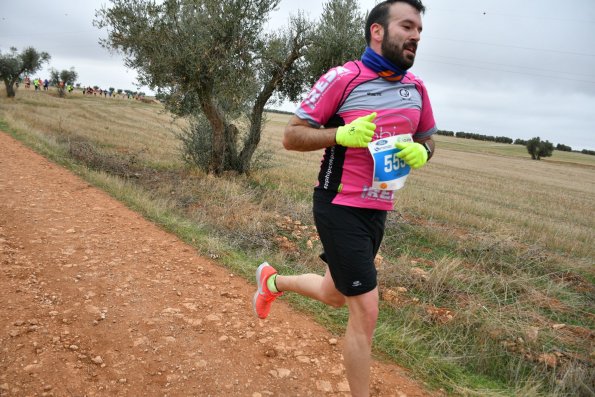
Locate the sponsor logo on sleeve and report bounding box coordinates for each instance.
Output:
[304,66,350,109]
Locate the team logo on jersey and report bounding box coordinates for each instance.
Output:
[398,88,411,99]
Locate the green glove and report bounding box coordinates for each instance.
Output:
[335,112,377,148]
[395,142,428,169]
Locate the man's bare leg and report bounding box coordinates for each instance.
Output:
[275,266,345,308]
[343,288,379,397]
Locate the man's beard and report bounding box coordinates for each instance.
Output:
[381,31,416,70]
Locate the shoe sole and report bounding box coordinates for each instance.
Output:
[253,262,270,319]
[252,291,260,318]
[255,262,270,295]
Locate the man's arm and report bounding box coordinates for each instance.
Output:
[283,115,337,152]
[284,112,380,152]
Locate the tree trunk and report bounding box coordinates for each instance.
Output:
[237,39,304,174]
[4,80,15,97]
[224,123,240,170]
[199,95,226,175]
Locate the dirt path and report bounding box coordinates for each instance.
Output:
[0,132,435,397]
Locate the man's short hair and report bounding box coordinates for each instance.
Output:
[365,0,426,45]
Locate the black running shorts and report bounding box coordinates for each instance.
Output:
[313,194,387,296]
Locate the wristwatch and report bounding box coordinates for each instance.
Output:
[422,141,432,158]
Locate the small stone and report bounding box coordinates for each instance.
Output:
[552,323,566,330]
[525,326,539,342]
[316,380,333,392]
[206,314,221,322]
[337,381,350,392]
[265,349,277,358]
[328,338,338,345]
[23,364,41,373]
[69,345,79,350]
[277,368,291,378]
[410,267,429,281]
[538,353,558,368]
[91,356,104,365]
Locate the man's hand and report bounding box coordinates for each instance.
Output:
[395,142,428,169]
[335,112,377,148]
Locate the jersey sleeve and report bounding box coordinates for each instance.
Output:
[413,77,438,140]
[295,65,355,128]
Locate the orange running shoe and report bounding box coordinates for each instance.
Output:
[252,262,283,319]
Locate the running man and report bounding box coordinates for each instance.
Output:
[252,1,437,396]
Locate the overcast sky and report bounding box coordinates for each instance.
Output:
[1,0,594,150]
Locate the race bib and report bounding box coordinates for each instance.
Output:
[368,134,413,191]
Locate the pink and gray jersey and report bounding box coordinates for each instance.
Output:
[296,60,437,211]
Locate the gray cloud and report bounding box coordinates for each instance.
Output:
[1,0,594,150]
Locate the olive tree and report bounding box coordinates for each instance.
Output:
[526,137,554,160]
[0,46,50,97]
[50,68,78,97]
[95,0,365,175]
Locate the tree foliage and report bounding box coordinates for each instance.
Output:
[0,46,50,97]
[304,0,366,89]
[526,137,554,160]
[50,67,78,97]
[555,143,572,152]
[95,0,365,174]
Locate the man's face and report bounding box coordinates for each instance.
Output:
[380,3,423,70]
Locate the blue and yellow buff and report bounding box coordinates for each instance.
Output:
[361,46,407,82]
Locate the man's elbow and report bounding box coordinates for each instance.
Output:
[283,129,297,150]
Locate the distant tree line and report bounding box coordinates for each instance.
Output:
[436,129,594,156]
[437,129,512,143]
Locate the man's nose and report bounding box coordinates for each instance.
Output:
[411,29,421,42]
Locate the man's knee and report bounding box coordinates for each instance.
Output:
[320,285,345,308]
[325,292,346,308]
[347,292,379,331]
[358,304,379,325]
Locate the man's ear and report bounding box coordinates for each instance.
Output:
[370,23,384,45]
